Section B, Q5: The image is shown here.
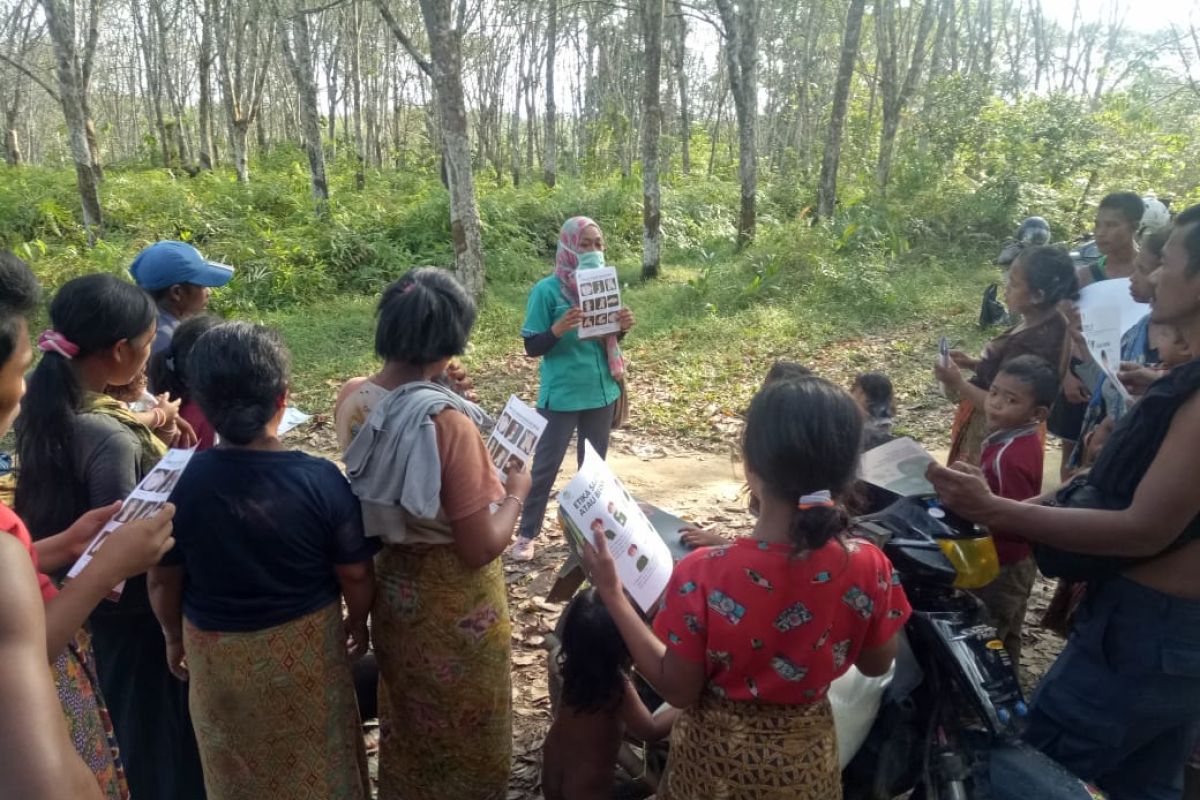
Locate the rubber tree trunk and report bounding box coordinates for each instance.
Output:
[198,0,215,169]
[232,122,250,183]
[641,0,664,280]
[714,0,759,248]
[669,0,690,176]
[418,0,486,297]
[816,0,866,220]
[40,0,102,240]
[279,7,330,208]
[350,0,367,190]
[4,127,21,166]
[542,0,557,187]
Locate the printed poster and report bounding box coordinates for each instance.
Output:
[1079,306,1132,403]
[67,447,197,601]
[558,442,673,612]
[859,437,937,497]
[485,395,547,480]
[577,266,622,339]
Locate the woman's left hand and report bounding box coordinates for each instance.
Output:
[618,308,636,333]
[579,529,623,602]
[59,501,122,561]
[173,416,199,449]
[933,359,963,390]
[925,462,997,521]
[344,620,370,661]
[446,360,479,403]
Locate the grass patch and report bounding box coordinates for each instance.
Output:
[266,246,1000,444]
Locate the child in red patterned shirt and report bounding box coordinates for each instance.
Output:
[974,355,1057,671]
[580,376,911,797]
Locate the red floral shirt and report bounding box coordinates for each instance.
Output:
[652,536,911,704]
[0,503,58,604]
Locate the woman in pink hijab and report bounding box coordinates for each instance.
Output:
[510,217,635,561]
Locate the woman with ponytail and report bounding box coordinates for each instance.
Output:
[580,377,911,799]
[15,273,205,800]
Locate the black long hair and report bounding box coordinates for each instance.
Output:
[1017,246,1080,308]
[557,588,630,714]
[743,377,863,553]
[188,322,290,446]
[15,274,155,539]
[148,314,221,400]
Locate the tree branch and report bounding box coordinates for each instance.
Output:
[0,53,60,101]
[372,0,432,78]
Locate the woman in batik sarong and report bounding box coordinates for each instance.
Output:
[581,377,912,800]
[15,272,205,799]
[149,322,378,800]
[334,269,531,800]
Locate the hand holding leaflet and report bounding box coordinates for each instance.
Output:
[66,447,197,601]
[559,443,672,612]
[485,396,548,481]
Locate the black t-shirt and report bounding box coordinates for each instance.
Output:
[164,448,379,632]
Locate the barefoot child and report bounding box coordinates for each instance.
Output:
[972,355,1057,669]
[541,589,677,800]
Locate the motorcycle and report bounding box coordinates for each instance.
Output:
[544,490,1106,799]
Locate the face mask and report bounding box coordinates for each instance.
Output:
[575,250,605,271]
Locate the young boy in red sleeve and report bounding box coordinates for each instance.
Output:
[973,355,1057,671]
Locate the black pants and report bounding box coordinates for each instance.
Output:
[90,602,207,800]
[517,402,615,541]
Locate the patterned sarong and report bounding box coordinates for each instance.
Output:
[53,628,129,799]
[185,603,369,800]
[374,543,513,800]
[660,693,841,800]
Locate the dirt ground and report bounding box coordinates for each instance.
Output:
[290,416,1069,800]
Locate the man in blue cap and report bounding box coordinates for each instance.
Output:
[129,240,234,354]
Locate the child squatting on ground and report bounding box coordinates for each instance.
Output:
[541,588,678,800]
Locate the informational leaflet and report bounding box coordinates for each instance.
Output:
[278,406,312,436]
[1079,306,1132,403]
[577,266,622,339]
[859,437,937,497]
[214,406,310,446]
[558,442,672,612]
[67,447,197,601]
[1075,277,1148,337]
[485,395,548,479]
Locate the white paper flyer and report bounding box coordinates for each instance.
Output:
[278,406,312,436]
[860,437,937,496]
[577,266,622,339]
[485,395,547,479]
[1080,306,1132,403]
[1075,277,1148,337]
[67,447,197,601]
[558,442,672,612]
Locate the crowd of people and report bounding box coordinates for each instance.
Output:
[0,203,1196,800]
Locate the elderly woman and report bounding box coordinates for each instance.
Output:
[510,216,635,561]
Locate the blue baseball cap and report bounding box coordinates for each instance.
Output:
[129,241,235,292]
